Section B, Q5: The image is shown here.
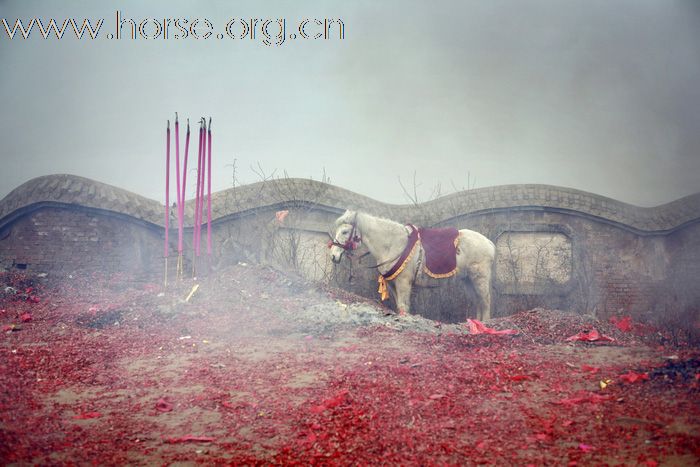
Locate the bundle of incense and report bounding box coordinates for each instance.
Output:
[165,114,213,280]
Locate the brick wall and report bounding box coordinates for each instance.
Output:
[0,206,162,277]
[1,175,698,324]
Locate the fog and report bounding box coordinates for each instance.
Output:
[2,3,700,461]
[1,0,699,206]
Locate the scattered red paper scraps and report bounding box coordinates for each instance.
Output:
[581,365,601,374]
[142,283,159,293]
[509,374,536,382]
[298,431,318,446]
[566,328,615,342]
[72,411,102,420]
[310,389,349,414]
[610,315,633,332]
[221,401,241,410]
[466,319,518,335]
[1,266,698,465]
[578,443,595,452]
[20,312,32,322]
[554,393,611,406]
[163,435,215,444]
[155,398,174,412]
[619,371,649,383]
[2,323,20,332]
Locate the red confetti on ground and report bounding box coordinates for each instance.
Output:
[310,389,349,414]
[155,398,174,412]
[72,411,102,420]
[554,392,612,406]
[611,315,633,332]
[163,435,215,443]
[619,371,650,383]
[0,267,698,465]
[466,318,518,335]
[566,328,615,343]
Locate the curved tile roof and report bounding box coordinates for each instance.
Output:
[1,174,699,234]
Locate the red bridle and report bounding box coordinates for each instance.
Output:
[328,220,361,253]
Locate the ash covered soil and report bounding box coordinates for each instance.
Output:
[1,264,698,466]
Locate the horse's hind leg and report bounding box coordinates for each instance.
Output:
[393,275,412,316]
[466,265,492,321]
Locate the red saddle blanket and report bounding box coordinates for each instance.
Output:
[418,227,459,278]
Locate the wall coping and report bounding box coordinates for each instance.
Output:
[1,174,699,234]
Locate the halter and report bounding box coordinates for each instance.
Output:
[328,213,362,253]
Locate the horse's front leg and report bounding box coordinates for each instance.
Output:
[393,274,412,316]
[467,263,492,321]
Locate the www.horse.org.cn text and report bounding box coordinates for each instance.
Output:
[1,11,345,46]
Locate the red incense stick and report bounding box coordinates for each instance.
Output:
[174,114,181,254]
[193,120,203,257]
[207,118,212,255]
[180,119,190,253]
[198,118,207,257]
[164,120,170,259]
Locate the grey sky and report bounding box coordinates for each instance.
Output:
[1,0,698,206]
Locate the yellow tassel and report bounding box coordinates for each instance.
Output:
[377,276,389,301]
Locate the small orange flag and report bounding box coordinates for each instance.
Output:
[275,210,289,224]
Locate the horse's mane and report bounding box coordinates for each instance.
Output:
[335,210,357,226]
[335,210,404,231]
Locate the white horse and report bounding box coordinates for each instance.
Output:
[330,210,496,321]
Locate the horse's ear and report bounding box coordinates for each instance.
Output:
[336,209,354,226]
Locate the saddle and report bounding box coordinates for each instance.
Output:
[417,226,460,278]
[378,225,460,301]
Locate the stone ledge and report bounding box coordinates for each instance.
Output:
[1,174,699,234]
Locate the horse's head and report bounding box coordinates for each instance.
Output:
[329,210,361,263]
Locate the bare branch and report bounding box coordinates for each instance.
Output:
[224,159,239,188]
[429,181,442,201]
[250,162,277,182]
[398,174,421,206]
[413,171,419,204]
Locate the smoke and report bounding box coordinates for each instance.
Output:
[331,0,700,205]
[0,0,698,207]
